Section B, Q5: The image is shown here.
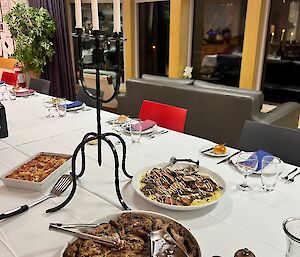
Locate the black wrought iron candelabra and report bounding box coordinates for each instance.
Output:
[45,28,132,213]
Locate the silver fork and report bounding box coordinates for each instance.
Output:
[0,174,72,220]
[149,130,168,139]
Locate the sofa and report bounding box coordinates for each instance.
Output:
[117,74,300,147]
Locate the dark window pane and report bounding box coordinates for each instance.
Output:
[192,0,247,87]
[138,1,170,77]
[262,0,300,103]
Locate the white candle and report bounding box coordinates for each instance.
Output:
[91,0,99,30]
[281,29,285,41]
[75,0,82,29]
[290,32,294,44]
[113,0,121,32]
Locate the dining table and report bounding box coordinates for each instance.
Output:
[0,93,299,257]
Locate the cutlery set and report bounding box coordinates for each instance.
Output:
[147,129,168,138]
[282,168,299,182]
[216,150,241,164]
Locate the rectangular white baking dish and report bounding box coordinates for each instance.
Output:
[0,152,72,191]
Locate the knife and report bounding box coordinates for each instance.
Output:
[217,150,241,164]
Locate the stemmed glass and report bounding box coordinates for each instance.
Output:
[43,97,54,118]
[236,152,258,191]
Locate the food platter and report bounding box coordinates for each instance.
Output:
[0,152,72,191]
[132,163,226,211]
[61,210,201,257]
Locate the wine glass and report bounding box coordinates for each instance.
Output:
[55,98,67,117]
[236,152,258,191]
[43,97,53,118]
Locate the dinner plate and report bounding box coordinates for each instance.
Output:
[203,148,230,157]
[60,210,201,257]
[15,88,36,97]
[123,124,158,135]
[132,162,226,211]
[66,103,86,112]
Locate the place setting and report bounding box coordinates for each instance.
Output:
[218,150,299,193]
[106,115,169,144]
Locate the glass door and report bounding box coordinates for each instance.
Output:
[136,0,170,77]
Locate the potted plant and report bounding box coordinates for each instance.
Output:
[4,3,56,78]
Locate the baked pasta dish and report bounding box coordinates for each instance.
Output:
[5,154,70,182]
[63,213,199,257]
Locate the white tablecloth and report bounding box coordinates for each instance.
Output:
[0,94,298,257]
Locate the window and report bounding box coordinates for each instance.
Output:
[70,2,124,78]
[137,1,170,77]
[262,0,300,103]
[191,0,248,87]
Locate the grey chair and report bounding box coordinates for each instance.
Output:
[239,120,300,166]
[29,78,51,94]
[77,87,104,108]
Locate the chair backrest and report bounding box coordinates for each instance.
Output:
[139,100,187,132]
[239,120,300,166]
[29,78,51,94]
[1,71,18,86]
[77,87,104,108]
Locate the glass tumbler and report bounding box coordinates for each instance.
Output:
[56,98,67,117]
[129,118,142,143]
[283,217,300,257]
[261,156,282,192]
[9,88,16,101]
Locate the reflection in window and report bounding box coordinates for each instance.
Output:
[262,0,300,103]
[192,0,247,87]
[70,3,124,80]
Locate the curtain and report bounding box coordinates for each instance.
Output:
[28,0,76,100]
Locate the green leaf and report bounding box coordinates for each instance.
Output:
[4,3,56,73]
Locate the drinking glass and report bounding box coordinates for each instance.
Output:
[56,98,67,117]
[283,217,300,257]
[43,97,53,118]
[236,152,258,191]
[261,156,282,192]
[8,88,16,101]
[113,118,124,134]
[129,118,142,143]
[0,84,7,101]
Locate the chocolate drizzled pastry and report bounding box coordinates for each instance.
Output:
[63,213,199,257]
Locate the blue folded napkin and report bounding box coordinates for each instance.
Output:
[255,150,273,171]
[66,100,83,109]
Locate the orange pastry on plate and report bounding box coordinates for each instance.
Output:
[212,144,227,155]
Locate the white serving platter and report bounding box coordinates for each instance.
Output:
[132,163,226,211]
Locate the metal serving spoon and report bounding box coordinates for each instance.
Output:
[150,229,188,257]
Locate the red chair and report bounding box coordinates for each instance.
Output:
[139,100,187,133]
[1,71,18,86]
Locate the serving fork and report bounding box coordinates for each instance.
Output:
[0,174,72,220]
